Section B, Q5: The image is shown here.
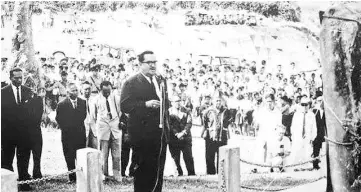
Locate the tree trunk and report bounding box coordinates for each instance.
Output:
[320,2,361,192]
[12,1,40,89]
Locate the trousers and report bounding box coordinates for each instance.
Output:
[99,133,121,176]
[205,138,226,175]
[133,135,167,192]
[168,143,195,176]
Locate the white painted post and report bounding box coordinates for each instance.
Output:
[218,146,240,192]
[76,148,103,192]
[1,169,18,192]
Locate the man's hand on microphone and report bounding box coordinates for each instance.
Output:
[145,100,160,109]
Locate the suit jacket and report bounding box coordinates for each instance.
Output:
[26,95,44,140]
[1,84,33,141]
[313,109,326,142]
[168,107,192,145]
[120,73,170,145]
[56,97,87,144]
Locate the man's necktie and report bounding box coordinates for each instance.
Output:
[106,97,112,119]
[302,112,306,138]
[86,98,90,114]
[73,100,77,109]
[16,87,20,105]
[150,77,156,92]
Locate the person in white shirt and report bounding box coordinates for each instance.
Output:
[91,80,122,181]
[80,81,97,149]
[267,125,291,172]
[289,96,317,166]
[252,94,282,172]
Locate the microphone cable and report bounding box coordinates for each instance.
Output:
[152,76,166,192]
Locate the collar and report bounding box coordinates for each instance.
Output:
[69,98,77,102]
[140,72,152,83]
[11,83,20,90]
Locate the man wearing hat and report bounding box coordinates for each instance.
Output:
[289,95,317,166]
[53,71,69,103]
[201,95,232,175]
[178,83,193,114]
[86,64,103,96]
[168,95,195,176]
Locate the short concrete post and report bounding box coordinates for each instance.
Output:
[218,146,240,192]
[76,148,103,192]
[1,169,18,192]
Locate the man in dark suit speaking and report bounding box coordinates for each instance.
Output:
[121,51,170,192]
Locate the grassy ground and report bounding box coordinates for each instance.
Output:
[14,124,326,191]
[29,172,324,192]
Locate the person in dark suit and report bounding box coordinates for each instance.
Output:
[312,96,326,170]
[120,113,138,177]
[1,67,34,191]
[201,95,232,175]
[56,82,87,182]
[27,87,45,179]
[120,51,170,192]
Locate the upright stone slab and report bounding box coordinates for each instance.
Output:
[1,169,18,192]
[218,146,240,192]
[76,148,103,192]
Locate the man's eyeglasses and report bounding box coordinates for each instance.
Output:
[143,61,157,65]
[301,103,308,107]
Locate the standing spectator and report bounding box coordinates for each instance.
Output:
[53,71,69,103]
[120,113,138,177]
[27,87,45,179]
[120,51,170,192]
[198,94,212,124]
[168,95,195,176]
[1,68,34,190]
[1,57,9,87]
[201,95,231,175]
[253,94,282,172]
[289,96,317,165]
[80,81,97,149]
[312,96,326,170]
[280,96,294,139]
[92,81,122,181]
[56,83,87,183]
[87,64,103,96]
[178,83,193,114]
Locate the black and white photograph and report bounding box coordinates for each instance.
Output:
[1,1,361,192]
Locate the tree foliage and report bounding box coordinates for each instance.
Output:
[4,1,301,22]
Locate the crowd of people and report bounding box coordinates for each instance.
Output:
[185,13,259,26]
[61,12,96,35]
[1,47,326,190]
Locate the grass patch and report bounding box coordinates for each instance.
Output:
[27,173,324,192]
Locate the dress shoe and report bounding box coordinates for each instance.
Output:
[33,174,43,179]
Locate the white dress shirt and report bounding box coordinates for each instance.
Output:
[70,98,77,109]
[94,93,119,121]
[140,72,161,99]
[11,83,21,104]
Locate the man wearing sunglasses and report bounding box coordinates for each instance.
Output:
[312,95,326,170]
[121,51,170,192]
[289,96,317,167]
